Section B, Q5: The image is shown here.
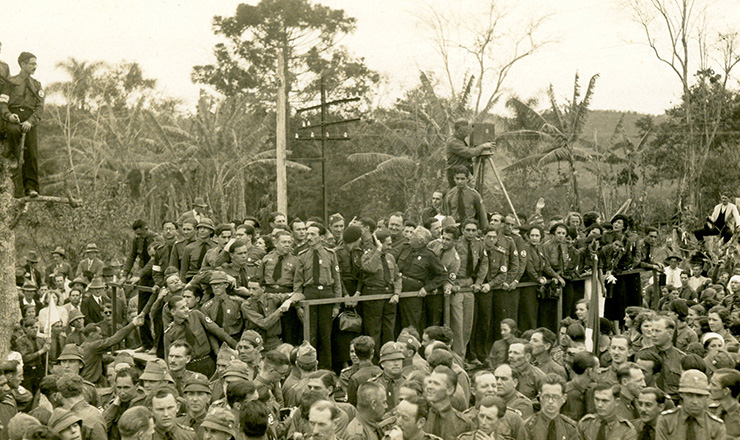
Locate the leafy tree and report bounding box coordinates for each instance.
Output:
[504,73,598,211]
[192,0,379,105]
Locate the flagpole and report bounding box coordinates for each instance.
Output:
[590,252,600,355]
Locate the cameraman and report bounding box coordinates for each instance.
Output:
[445,119,494,188]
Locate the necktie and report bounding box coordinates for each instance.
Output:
[239,267,249,287]
[466,240,474,277]
[381,253,391,286]
[547,418,557,440]
[196,241,208,269]
[273,255,284,283]
[215,297,224,326]
[596,420,608,440]
[686,416,697,440]
[312,250,321,285]
[639,424,654,440]
[457,187,467,221]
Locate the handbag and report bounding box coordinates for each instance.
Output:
[537,281,563,300]
[337,307,363,332]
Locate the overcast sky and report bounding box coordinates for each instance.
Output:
[4,0,739,115]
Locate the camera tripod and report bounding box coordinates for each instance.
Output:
[472,151,520,225]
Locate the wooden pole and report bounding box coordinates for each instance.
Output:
[590,253,600,355]
[485,156,520,225]
[320,77,328,226]
[276,48,288,215]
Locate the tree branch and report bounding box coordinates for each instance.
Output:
[9,194,83,230]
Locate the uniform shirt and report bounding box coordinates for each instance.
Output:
[163,310,237,359]
[394,244,448,292]
[501,391,534,419]
[442,186,488,230]
[181,239,216,280]
[505,233,528,283]
[152,424,197,440]
[615,389,639,421]
[577,414,636,440]
[170,369,195,397]
[562,379,595,421]
[336,244,364,296]
[201,246,229,270]
[631,420,657,440]
[369,372,404,410]
[462,406,525,440]
[486,235,519,288]
[541,240,570,276]
[709,399,740,440]
[70,399,107,440]
[454,237,488,282]
[427,240,460,293]
[638,345,684,398]
[242,292,292,340]
[524,412,578,440]
[293,246,342,298]
[522,243,558,283]
[360,248,402,291]
[102,389,147,440]
[81,322,138,384]
[169,238,194,275]
[176,412,206,439]
[0,74,44,125]
[345,413,383,440]
[347,361,383,406]
[656,407,725,440]
[515,363,545,400]
[200,294,246,338]
[246,246,266,280]
[424,402,475,440]
[531,357,567,381]
[220,262,251,289]
[261,250,298,287]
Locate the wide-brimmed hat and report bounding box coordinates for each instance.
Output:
[51,247,66,257]
[57,344,84,363]
[140,359,174,383]
[87,277,106,290]
[664,254,682,263]
[68,310,84,325]
[70,277,88,288]
[197,218,215,231]
[193,197,208,208]
[20,280,37,291]
[48,408,82,434]
[26,252,39,263]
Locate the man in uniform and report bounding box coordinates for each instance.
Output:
[151,386,196,440]
[523,374,578,440]
[236,330,263,378]
[508,342,545,401]
[177,373,211,437]
[221,239,252,289]
[454,219,487,362]
[0,52,44,197]
[423,365,474,440]
[656,369,725,440]
[369,342,405,410]
[502,214,527,297]
[102,369,147,440]
[529,328,567,380]
[346,382,387,440]
[166,340,195,396]
[262,230,301,345]
[483,217,520,341]
[562,351,598,421]
[599,335,631,386]
[494,364,534,419]
[387,396,441,440]
[388,213,407,253]
[577,383,636,440]
[180,218,216,282]
[445,119,491,187]
[464,370,525,440]
[345,336,381,406]
[201,407,238,440]
[457,396,506,440]
[708,368,740,439]
[291,218,309,255]
[294,223,343,370]
[615,362,646,421]
[242,280,301,351]
[393,226,447,334]
[426,226,457,331]
[633,387,668,440]
[57,373,107,440]
[360,230,402,356]
[200,271,247,341]
[163,295,238,378]
[202,224,233,270]
[638,316,684,402]
[170,220,196,275]
[442,166,488,229]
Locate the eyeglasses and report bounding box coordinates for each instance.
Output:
[539,394,562,401]
[103,311,112,316]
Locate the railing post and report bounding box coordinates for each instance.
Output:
[302,303,311,343]
[443,294,450,327]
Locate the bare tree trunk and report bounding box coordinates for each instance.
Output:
[570,160,581,212]
[0,161,21,359]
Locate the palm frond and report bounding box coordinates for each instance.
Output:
[347,152,398,165]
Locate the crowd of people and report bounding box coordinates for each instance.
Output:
[5,121,740,440]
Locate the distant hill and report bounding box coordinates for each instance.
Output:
[582,109,662,146]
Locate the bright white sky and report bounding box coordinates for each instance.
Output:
[3,0,739,115]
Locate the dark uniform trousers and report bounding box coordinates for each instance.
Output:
[362,286,397,356]
[267,286,303,345]
[469,289,494,363]
[399,277,425,333]
[7,108,39,195]
[304,285,334,370]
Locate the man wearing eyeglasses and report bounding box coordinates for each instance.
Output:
[523,373,577,440]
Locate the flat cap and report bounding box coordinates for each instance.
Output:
[397,329,421,351]
[183,372,211,394]
[48,408,81,434]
